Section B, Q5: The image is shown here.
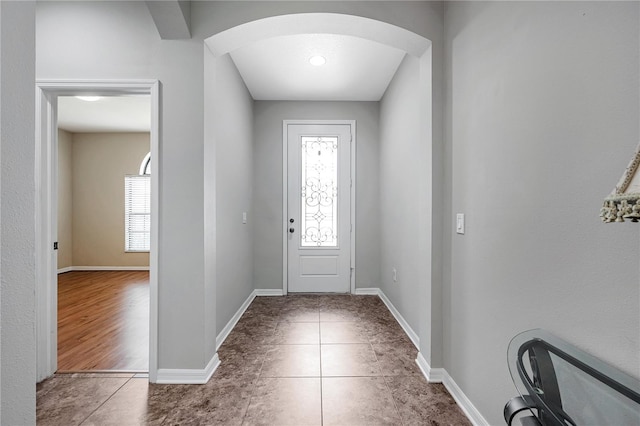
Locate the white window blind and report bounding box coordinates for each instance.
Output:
[125,175,151,252]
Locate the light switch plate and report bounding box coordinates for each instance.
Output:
[456,213,465,234]
[242,212,247,224]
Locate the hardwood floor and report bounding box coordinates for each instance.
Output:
[57,271,149,372]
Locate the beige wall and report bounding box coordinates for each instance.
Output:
[57,129,73,269]
[59,132,150,267]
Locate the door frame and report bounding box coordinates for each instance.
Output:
[282,120,356,295]
[35,80,160,382]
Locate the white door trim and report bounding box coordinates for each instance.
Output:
[282,120,356,295]
[35,79,160,382]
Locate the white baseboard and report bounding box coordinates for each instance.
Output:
[415,353,488,426]
[216,288,282,351]
[156,353,220,384]
[216,290,257,350]
[442,370,489,426]
[214,289,285,350]
[359,289,487,425]
[58,265,150,273]
[255,289,284,296]
[354,287,379,295]
[354,287,419,348]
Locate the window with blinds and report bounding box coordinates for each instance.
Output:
[125,175,151,252]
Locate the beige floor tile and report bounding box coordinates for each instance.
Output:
[37,376,129,426]
[279,306,320,322]
[270,321,320,344]
[243,377,322,425]
[372,342,421,376]
[319,308,361,322]
[162,375,254,426]
[321,321,370,344]
[261,344,321,377]
[81,378,178,426]
[321,344,381,377]
[38,295,469,426]
[385,375,472,425]
[322,377,401,425]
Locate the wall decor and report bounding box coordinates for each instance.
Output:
[601,142,640,223]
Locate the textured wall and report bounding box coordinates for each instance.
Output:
[1,1,36,423]
[444,2,640,423]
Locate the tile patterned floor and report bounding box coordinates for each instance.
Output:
[37,294,471,425]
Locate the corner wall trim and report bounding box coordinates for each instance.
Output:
[156,353,220,384]
[416,352,444,382]
[416,353,488,426]
[57,266,150,273]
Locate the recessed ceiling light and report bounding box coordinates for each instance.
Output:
[76,96,102,102]
[309,55,326,66]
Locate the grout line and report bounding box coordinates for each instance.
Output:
[320,342,373,345]
[78,376,133,426]
[381,372,407,426]
[239,339,269,425]
[368,335,406,426]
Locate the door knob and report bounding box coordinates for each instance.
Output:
[289,218,294,223]
[289,227,295,233]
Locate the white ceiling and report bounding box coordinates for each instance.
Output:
[57,95,151,133]
[229,33,406,101]
[57,34,407,132]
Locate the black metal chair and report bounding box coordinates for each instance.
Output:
[504,330,640,426]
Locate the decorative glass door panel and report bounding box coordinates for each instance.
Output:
[300,136,338,247]
[287,123,352,293]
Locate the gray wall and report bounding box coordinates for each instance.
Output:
[444,2,640,424]
[214,54,255,334]
[1,2,36,423]
[8,0,637,423]
[37,1,208,370]
[252,101,381,291]
[35,0,447,377]
[203,45,217,361]
[379,55,423,334]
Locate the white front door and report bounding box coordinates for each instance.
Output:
[286,123,352,293]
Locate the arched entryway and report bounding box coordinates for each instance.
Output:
[203,13,441,378]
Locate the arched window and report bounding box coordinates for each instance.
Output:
[139,152,151,175]
[125,152,151,252]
